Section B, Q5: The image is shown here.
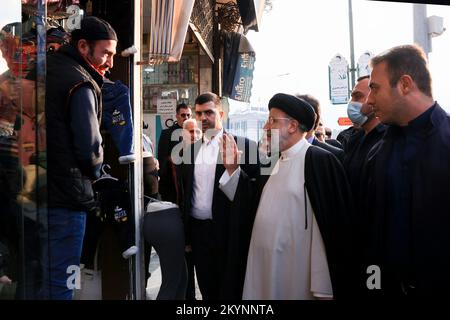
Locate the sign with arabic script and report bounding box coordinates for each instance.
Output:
[357,51,373,78]
[329,54,350,105]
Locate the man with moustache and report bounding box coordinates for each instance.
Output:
[158,103,192,203]
[344,75,386,203]
[241,93,356,300]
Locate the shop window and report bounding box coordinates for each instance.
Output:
[142,53,199,114]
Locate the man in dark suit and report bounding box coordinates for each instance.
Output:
[157,103,191,203]
[296,94,345,163]
[324,127,344,149]
[179,92,259,300]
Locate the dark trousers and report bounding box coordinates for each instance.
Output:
[185,251,196,300]
[190,217,220,300]
[143,210,187,300]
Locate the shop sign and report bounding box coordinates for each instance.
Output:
[357,51,373,78]
[338,117,353,126]
[157,98,177,115]
[329,54,349,105]
[230,52,255,103]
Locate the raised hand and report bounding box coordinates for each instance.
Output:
[219,133,242,175]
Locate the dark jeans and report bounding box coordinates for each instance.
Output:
[40,208,86,300]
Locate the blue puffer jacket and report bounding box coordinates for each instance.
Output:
[101,79,134,158]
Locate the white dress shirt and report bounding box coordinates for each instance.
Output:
[190,130,222,220]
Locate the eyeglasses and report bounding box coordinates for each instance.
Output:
[195,110,216,117]
[315,132,325,138]
[179,113,191,118]
[266,116,293,125]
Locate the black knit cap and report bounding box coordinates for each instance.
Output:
[71,16,118,42]
[268,93,316,132]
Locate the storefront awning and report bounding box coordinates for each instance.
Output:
[222,32,255,103]
[236,0,265,33]
[149,0,194,64]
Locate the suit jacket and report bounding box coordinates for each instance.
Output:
[157,123,182,202]
[325,138,343,149]
[312,137,345,163]
[179,133,259,299]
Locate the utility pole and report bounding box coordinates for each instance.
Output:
[413,4,431,57]
[348,0,356,90]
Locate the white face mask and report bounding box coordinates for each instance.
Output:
[347,101,368,126]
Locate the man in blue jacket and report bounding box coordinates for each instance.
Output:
[361,44,450,297]
[43,16,117,299]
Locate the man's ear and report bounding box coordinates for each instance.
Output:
[289,119,300,133]
[219,110,224,120]
[77,39,89,57]
[398,74,414,95]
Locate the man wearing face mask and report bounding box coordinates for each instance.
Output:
[43,16,117,299]
[344,75,386,207]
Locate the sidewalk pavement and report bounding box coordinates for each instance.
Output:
[145,248,202,300]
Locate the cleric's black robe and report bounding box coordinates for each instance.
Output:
[255,144,358,299]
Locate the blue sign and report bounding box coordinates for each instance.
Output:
[230,52,255,103]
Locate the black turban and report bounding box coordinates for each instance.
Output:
[268,93,316,132]
[71,16,118,42]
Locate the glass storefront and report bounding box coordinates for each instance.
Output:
[0,0,48,299]
[0,0,142,300]
[0,0,209,300]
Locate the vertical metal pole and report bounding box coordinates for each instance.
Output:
[131,0,145,300]
[36,0,48,300]
[348,0,356,90]
[413,4,430,57]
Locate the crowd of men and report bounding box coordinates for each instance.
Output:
[29,13,450,300]
[157,44,450,300]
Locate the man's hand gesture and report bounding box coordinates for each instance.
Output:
[219,133,242,175]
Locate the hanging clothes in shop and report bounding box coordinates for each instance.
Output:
[82,165,137,269]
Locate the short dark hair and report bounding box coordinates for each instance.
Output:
[370,44,432,97]
[195,92,222,110]
[296,94,320,130]
[176,103,190,114]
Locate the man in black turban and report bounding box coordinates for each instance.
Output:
[42,16,117,299]
[241,93,358,300]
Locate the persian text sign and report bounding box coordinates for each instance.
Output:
[357,51,373,78]
[329,54,349,105]
[157,98,176,115]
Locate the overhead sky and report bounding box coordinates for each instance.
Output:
[238,0,450,132]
